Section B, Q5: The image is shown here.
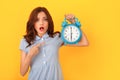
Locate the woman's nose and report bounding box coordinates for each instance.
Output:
[40,20,43,25]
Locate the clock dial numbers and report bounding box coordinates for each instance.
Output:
[64,26,71,42]
[72,26,80,42]
[63,25,80,43]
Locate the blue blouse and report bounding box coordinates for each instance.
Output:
[19,33,64,80]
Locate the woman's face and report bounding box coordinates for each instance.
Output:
[34,11,48,37]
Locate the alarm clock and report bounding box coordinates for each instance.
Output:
[61,18,82,44]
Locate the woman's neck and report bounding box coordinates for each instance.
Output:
[38,33,45,38]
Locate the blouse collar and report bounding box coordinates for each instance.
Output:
[35,33,49,41]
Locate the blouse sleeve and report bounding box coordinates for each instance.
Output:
[55,34,64,47]
[19,38,28,53]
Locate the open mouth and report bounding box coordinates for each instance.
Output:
[39,27,44,31]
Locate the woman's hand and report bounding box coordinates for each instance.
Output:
[65,14,76,23]
[29,42,45,58]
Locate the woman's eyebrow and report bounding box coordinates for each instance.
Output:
[37,16,47,19]
[43,16,47,19]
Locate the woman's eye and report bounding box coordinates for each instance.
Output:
[44,18,48,21]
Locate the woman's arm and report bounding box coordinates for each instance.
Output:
[20,51,33,76]
[20,43,42,76]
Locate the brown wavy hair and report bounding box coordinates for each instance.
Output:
[24,7,60,47]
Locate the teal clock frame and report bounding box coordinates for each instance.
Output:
[61,18,82,44]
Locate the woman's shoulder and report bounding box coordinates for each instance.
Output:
[53,32,61,38]
[20,37,28,45]
[20,37,26,42]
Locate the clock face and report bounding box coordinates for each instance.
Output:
[63,25,80,43]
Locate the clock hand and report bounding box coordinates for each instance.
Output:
[71,27,72,42]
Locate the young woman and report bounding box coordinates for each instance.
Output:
[19,7,89,80]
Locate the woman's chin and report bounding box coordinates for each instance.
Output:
[38,31,46,36]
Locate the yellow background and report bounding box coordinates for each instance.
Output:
[0,0,120,80]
